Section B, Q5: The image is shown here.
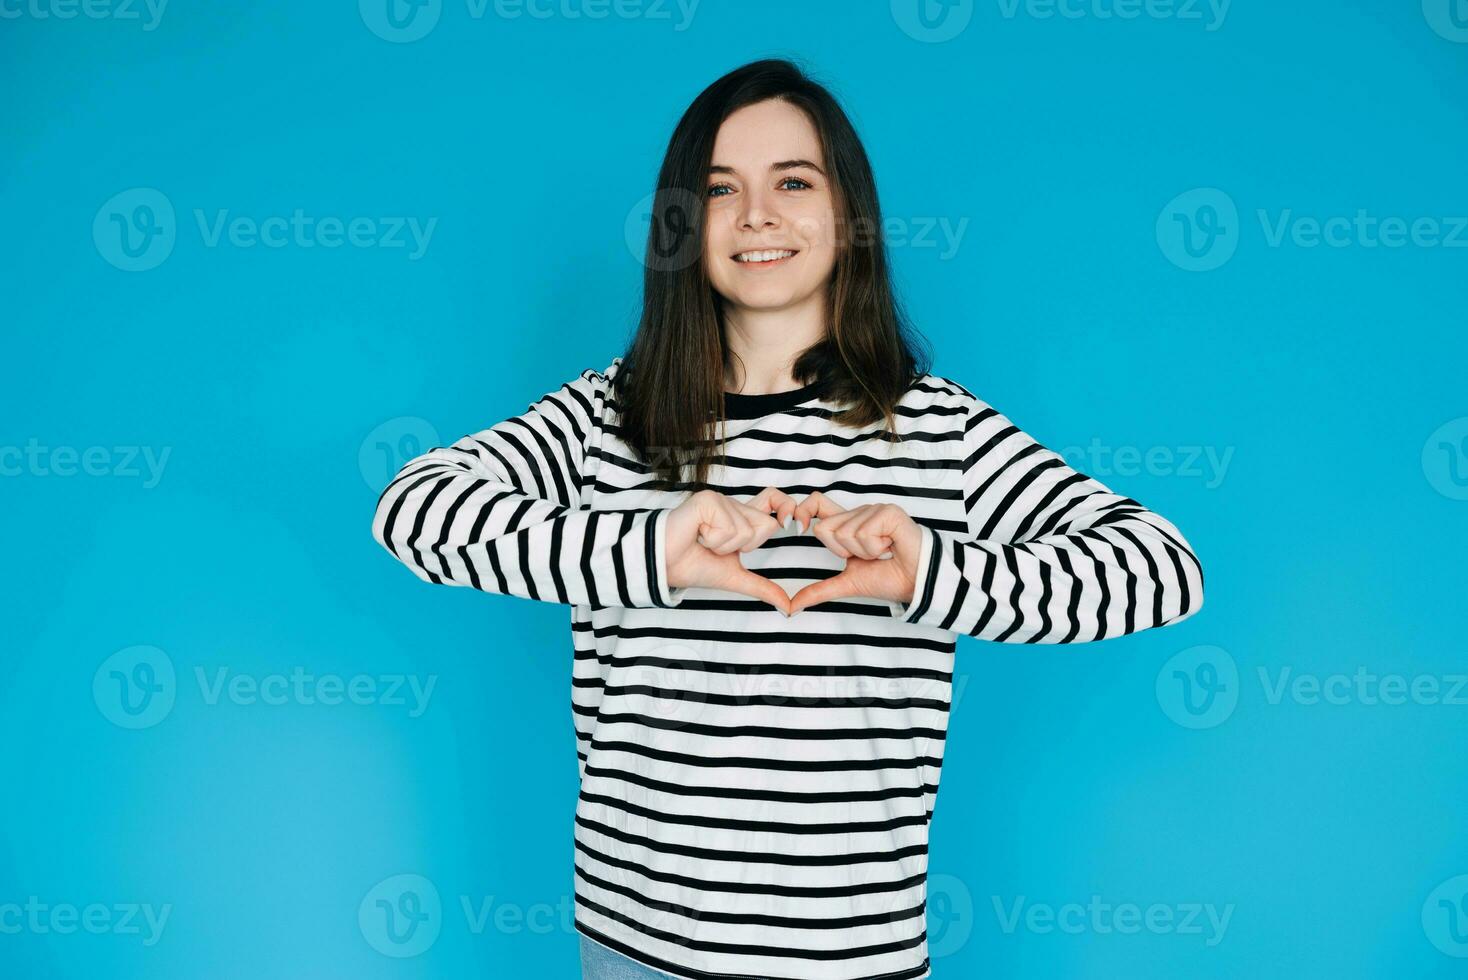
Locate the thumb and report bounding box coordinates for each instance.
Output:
[725,565,793,617]
[788,574,847,616]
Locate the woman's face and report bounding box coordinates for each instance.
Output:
[703,99,839,317]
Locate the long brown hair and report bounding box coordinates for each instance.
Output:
[616,57,932,489]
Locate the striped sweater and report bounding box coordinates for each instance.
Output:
[371,356,1204,980]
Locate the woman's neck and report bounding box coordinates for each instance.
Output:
[722,302,826,395]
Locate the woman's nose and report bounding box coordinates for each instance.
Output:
[738,189,779,230]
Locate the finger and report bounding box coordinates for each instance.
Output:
[788,573,850,616]
[792,490,845,533]
[747,486,798,528]
[736,516,781,553]
[696,497,748,552]
[860,504,920,563]
[808,508,862,558]
[690,491,731,550]
[731,499,785,551]
[795,490,846,522]
[833,507,893,560]
[869,503,914,559]
[727,566,793,616]
[696,518,739,552]
[705,498,759,555]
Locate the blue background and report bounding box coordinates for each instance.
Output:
[4,1,1467,977]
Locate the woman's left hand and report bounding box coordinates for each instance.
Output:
[787,492,926,615]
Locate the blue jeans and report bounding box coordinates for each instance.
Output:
[579,933,681,979]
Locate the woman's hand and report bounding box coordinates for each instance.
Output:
[787,492,925,615]
[664,487,799,615]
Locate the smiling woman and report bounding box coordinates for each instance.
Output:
[371,58,1204,980]
[702,100,839,324]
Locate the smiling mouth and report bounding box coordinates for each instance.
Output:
[732,249,799,266]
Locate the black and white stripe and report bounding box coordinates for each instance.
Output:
[891,380,1204,641]
[372,369,680,610]
[372,357,1203,980]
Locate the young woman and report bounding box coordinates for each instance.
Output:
[372,58,1204,980]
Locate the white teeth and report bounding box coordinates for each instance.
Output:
[734,249,796,263]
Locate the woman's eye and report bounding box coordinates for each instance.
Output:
[707,177,813,198]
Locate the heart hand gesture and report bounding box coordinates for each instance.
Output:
[664,487,798,615]
[787,492,924,615]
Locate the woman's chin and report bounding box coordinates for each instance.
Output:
[723,287,810,312]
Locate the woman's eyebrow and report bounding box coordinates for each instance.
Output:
[709,159,826,176]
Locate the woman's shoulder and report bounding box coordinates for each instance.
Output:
[519,357,624,422]
[551,356,626,397]
[574,356,625,385]
[902,374,1063,454]
[901,371,983,415]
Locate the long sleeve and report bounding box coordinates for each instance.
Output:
[371,363,686,609]
[889,389,1204,641]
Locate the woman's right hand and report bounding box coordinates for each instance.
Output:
[663,487,797,615]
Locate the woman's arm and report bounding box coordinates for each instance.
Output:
[890,387,1205,641]
[371,363,684,609]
